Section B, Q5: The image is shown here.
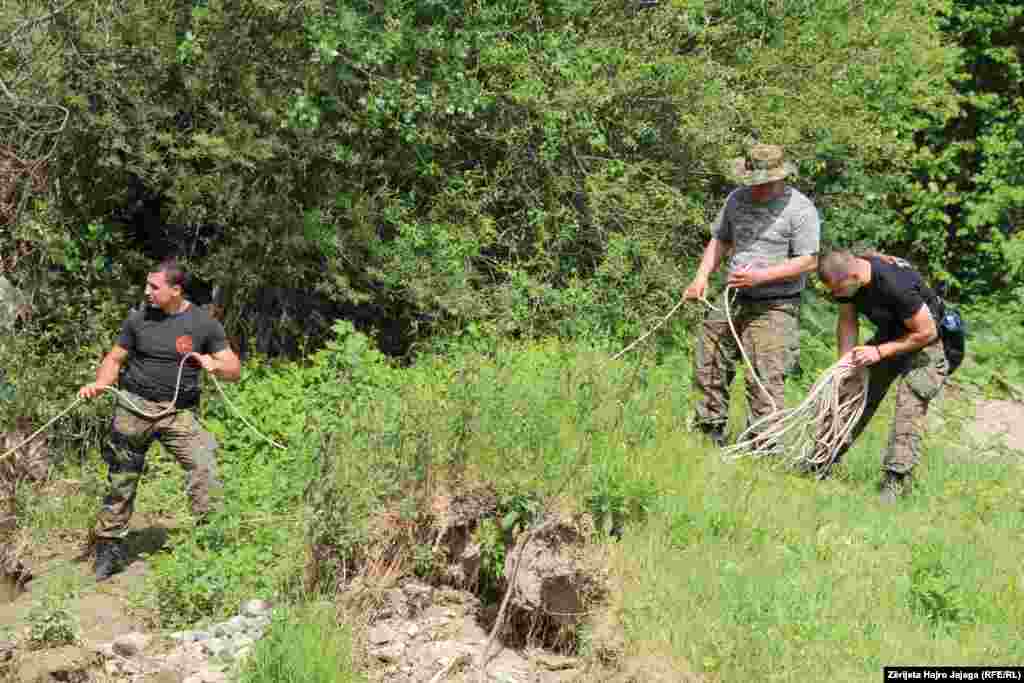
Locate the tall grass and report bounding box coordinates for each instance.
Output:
[40,311,1019,680]
[237,603,363,683]
[300,320,1024,680]
[605,392,1024,681]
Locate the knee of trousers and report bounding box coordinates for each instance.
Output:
[102,438,146,474]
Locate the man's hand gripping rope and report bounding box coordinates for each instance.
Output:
[615,282,777,413]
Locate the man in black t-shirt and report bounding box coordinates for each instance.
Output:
[78,259,241,580]
[816,251,948,502]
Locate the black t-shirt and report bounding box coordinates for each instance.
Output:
[117,303,228,407]
[835,257,942,343]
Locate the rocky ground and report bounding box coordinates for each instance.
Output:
[0,493,606,683]
[3,564,593,683]
[360,580,582,683]
[9,599,271,683]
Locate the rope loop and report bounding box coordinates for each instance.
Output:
[1,353,286,462]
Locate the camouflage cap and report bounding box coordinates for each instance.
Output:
[729,144,797,187]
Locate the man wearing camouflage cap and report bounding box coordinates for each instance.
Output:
[683,144,821,445]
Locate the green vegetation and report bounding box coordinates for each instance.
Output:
[85,315,1017,679]
[25,567,84,650]
[237,604,363,683]
[2,0,1023,680]
[2,0,1022,372]
[956,298,1024,398]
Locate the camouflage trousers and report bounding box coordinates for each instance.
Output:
[95,392,218,540]
[694,293,800,435]
[837,338,947,475]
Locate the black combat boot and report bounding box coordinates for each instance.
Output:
[698,423,727,448]
[94,538,124,581]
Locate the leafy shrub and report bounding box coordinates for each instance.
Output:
[909,543,967,627]
[26,575,81,650]
[26,600,78,650]
[475,518,507,597]
[237,603,363,683]
[954,293,1024,398]
[147,358,320,625]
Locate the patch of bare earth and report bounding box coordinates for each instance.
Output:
[327,487,703,683]
[969,399,1024,453]
[0,495,177,683]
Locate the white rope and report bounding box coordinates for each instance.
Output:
[0,397,86,462]
[607,280,869,471]
[611,286,776,411]
[721,287,777,413]
[610,298,688,361]
[721,358,869,472]
[1,353,286,462]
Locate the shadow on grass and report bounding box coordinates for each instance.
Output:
[123,526,172,562]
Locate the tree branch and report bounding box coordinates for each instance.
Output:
[0,75,17,103]
[0,0,85,50]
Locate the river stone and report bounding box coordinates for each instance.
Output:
[113,632,151,657]
[247,615,270,632]
[371,641,406,664]
[13,646,93,683]
[225,615,248,633]
[170,630,209,643]
[202,638,229,657]
[240,599,272,617]
[196,666,229,683]
[368,622,401,645]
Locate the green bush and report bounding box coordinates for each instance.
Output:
[146,357,320,626]
[909,542,968,627]
[25,571,82,650]
[237,603,363,683]
[954,292,1024,398]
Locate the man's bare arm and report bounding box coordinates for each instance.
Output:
[877,305,938,360]
[198,348,242,382]
[684,238,732,300]
[837,304,859,357]
[78,345,129,398]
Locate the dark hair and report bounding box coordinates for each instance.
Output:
[155,258,187,290]
[817,250,856,284]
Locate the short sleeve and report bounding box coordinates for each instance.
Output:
[201,317,229,354]
[116,314,137,351]
[789,204,821,256]
[885,276,926,322]
[710,197,734,242]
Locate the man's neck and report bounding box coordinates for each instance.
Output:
[161,299,190,315]
[855,258,872,286]
[750,181,786,203]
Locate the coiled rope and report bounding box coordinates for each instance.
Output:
[1,352,286,463]
[721,357,868,473]
[611,284,868,471]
